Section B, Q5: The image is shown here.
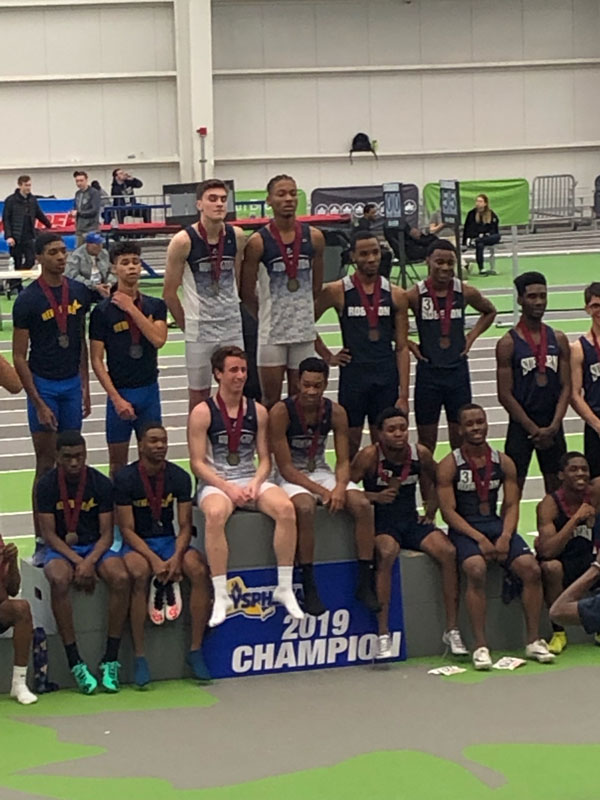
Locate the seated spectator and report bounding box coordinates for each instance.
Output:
[384,219,440,266]
[73,171,101,247]
[462,194,500,275]
[0,536,37,704]
[116,423,212,688]
[428,208,456,245]
[536,452,600,654]
[65,232,114,300]
[37,431,129,695]
[111,169,150,223]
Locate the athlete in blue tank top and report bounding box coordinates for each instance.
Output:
[269,357,379,618]
[497,272,570,494]
[437,403,554,669]
[570,282,600,478]
[315,230,410,459]
[405,240,496,454]
[240,175,325,409]
[536,451,600,655]
[188,345,304,628]
[351,407,467,660]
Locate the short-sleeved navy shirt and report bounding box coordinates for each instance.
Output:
[36,467,113,546]
[89,293,167,389]
[12,278,91,380]
[114,460,191,539]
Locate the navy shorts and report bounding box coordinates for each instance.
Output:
[584,423,600,480]
[449,516,532,566]
[414,360,472,427]
[121,535,185,560]
[578,592,600,634]
[505,420,567,482]
[43,543,121,568]
[106,381,161,444]
[27,374,82,434]
[376,518,436,551]
[338,363,399,428]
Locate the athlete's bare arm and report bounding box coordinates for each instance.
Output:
[535,494,593,560]
[350,445,391,504]
[496,333,538,435]
[233,225,248,295]
[416,443,438,521]
[253,402,273,486]
[239,232,264,318]
[13,327,55,430]
[551,331,572,430]
[498,453,519,540]
[269,402,326,497]
[310,227,325,301]
[392,285,410,412]
[0,353,21,394]
[404,285,425,361]
[163,230,191,331]
[569,339,600,431]
[462,284,496,354]
[314,281,350,367]
[331,402,351,488]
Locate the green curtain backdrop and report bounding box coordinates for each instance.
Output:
[423,179,530,226]
[235,189,308,218]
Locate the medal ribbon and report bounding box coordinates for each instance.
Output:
[216,393,245,454]
[269,221,301,281]
[462,445,493,504]
[555,487,591,520]
[125,293,143,347]
[518,321,548,375]
[352,273,381,331]
[38,276,69,335]
[425,278,454,338]
[376,443,412,486]
[198,222,225,284]
[138,462,165,522]
[294,397,325,464]
[58,466,88,535]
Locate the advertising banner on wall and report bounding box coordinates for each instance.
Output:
[423,178,530,226]
[0,198,77,253]
[311,184,419,228]
[203,560,406,679]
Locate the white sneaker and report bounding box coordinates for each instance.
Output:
[525,639,555,664]
[442,629,469,656]
[376,634,392,660]
[208,592,233,628]
[472,646,492,670]
[10,682,38,705]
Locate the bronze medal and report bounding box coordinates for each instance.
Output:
[65,531,79,546]
[368,328,380,342]
[535,372,548,387]
[129,344,143,359]
[479,502,491,516]
[439,336,451,349]
[287,277,300,292]
[58,334,70,349]
[307,457,317,472]
[227,451,241,466]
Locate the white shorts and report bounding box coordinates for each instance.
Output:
[197,477,279,508]
[186,338,244,392]
[278,470,361,500]
[257,340,315,369]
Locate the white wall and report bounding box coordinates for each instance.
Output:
[0,0,180,200]
[211,0,600,198]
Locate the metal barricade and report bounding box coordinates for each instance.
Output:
[102,193,170,225]
[529,174,576,233]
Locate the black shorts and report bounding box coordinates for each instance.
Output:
[414,360,472,427]
[448,515,532,566]
[338,363,399,429]
[578,592,600,634]
[560,550,594,588]
[504,420,566,481]
[584,424,600,480]
[376,519,437,551]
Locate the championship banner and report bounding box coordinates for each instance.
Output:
[203,560,406,678]
[311,184,419,228]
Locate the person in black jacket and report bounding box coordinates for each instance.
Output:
[462,194,500,275]
[110,169,150,223]
[3,176,52,269]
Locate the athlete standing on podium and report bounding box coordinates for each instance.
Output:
[240,175,325,408]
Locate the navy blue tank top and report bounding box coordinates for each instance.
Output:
[363,444,420,528]
[339,274,396,366]
[509,325,561,425]
[416,278,466,368]
[550,491,594,559]
[283,396,332,472]
[206,397,258,481]
[580,336,600,416]
[452,448,504,521]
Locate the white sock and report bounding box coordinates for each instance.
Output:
[274,567,304,620]
[11,667,37,705]
[277,566,293,591]
[209,575,232,628]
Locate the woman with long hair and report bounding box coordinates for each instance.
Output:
[462,193,500,275]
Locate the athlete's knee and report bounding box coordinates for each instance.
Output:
[11,599,32,624]
[203,504,230,528]
[516,557,541,584]
[275,498,296,526]
[35,455,55,478]
[463,559,487,588]
[540,559,562,582]
[45,566,72,594]
[293,495,315,521]
[429,535,457,564]
[184,551,209,581]
[104,564,130,593]
[126,558,151,586]
[347,491,371,517]
[376,537,399,564]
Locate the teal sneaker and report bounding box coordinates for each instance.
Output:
[99,661,121,693]
[71,662,98,695]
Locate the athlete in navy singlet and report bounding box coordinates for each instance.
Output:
[406,240,496,454]
[316,230,410,459]
[571,282,600,478]
[437,404,554,669]
[497,272,570,493]
[270,357,379,617]
[188,345,304,628]
[351,407,467,660]
[163,179,246,410]
[536,452,600,654]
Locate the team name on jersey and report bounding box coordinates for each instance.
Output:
[420,298,462,322]
[457,470,501,492]
[216,432,255,446]
[290,435,326,449]
[589,362,600,382]
[347,306,391,318]
[132,492,174,509]
[573,523,593,541]
[56,497,97,512]
[41,299,82,322]
[268,256,311,273]
[377,471,418,488]
[519,354,558,376]
[190,256,235,273]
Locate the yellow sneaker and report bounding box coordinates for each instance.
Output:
[548,631,567,655]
